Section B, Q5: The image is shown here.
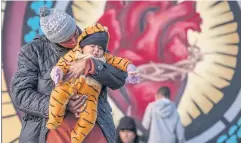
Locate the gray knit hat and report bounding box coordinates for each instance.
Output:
[39,6,76,43]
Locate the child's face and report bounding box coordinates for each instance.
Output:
[82,44,104,58]
[119,130,136,143]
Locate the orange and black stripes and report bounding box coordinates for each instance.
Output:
[47,76,101,143]
[47,23,133,143]
[47,51,132,142]
[76,23,108,49]
[56,48,82,74]
[104,52,132,72]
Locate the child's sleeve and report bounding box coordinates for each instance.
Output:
[104,52,132,72]
[55,48,82,75]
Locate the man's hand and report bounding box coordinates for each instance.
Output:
[64,59,88,81]
[67,94,87,118]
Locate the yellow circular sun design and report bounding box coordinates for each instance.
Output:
[178,1,239,126]
[2,69,21,143]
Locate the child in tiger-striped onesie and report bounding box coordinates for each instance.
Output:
[46,23,138,143]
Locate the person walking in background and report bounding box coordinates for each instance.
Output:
[142,86,185,143]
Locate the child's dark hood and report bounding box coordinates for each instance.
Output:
[117,116,137,133]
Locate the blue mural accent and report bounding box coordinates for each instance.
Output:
[217,117,241,143]
[24,1,53,43]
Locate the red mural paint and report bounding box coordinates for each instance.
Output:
[98,1,202,121]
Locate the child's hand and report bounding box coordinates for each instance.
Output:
[50,66,64,85]
[126,64,140,84]
[64,59,87,81]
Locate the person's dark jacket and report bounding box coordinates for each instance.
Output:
[10,35,127,143]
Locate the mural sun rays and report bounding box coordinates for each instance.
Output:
[179,1,239,126]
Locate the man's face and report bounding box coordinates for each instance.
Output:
[82,44,104,58]
[58,28,80,49]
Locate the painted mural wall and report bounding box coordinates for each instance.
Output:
[2,1,241,143]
